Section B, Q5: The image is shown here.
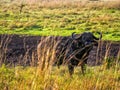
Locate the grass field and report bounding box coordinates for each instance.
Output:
[0,0,120,41]
[0,64,120,90]
[0,0,120,90]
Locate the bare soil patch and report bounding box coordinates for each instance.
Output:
[0,34,119,66]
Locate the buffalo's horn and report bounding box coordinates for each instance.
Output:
[93,32,102,40]
[71,32,81,40]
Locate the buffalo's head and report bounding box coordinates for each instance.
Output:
[71,32,102,49]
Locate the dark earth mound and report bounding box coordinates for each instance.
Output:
[0,34,119,66]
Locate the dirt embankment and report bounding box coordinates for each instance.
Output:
[0,34,119,66]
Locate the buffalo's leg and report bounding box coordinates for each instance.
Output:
[81,63,86,75]
[81,58,87,75]
[68,64,74,76]
[57,58,63,69]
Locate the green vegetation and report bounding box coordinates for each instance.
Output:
[0,1,120,90]
[0,0,120,41]
[0,64,120,90]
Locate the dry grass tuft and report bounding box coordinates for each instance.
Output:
[37,36,57,72]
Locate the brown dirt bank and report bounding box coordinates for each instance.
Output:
[0,34,119,66]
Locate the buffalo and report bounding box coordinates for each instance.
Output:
[37,32,102,75]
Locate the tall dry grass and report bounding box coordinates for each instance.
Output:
[37,36,57,72]
[0,35,12,66]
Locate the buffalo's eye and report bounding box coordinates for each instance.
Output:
[84,41,91,45]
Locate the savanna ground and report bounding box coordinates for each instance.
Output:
[0,0,120,90]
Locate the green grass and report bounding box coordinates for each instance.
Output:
[0,64,120,90]
[0,2,120,41]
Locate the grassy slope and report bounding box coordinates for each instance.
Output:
[0,2,120,41]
